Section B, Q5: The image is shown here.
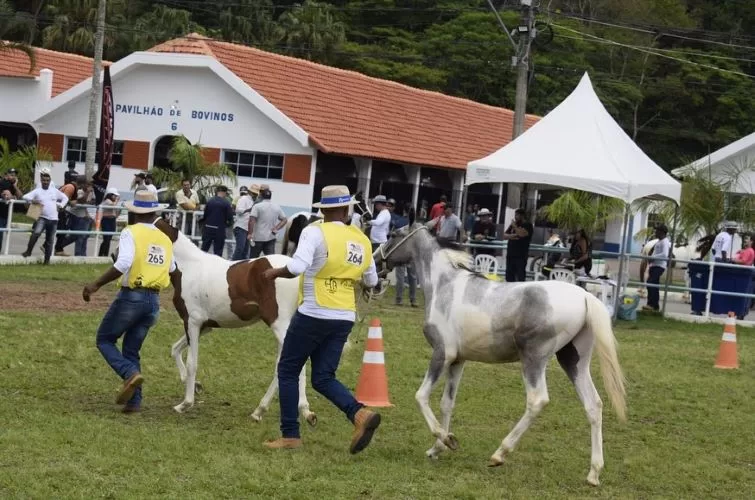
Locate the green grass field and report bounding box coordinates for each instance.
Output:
[0,265,753,499]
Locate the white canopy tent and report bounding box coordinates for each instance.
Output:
[466,73,681,204]
[466,72,682,317]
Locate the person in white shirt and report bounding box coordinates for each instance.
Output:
[366,194,391,252]
[144,173,159,193]
[261,185,381,452]
[21,168,68,264]
[232,186,255,260]
[712,222,737,261]
[643,224,671,312]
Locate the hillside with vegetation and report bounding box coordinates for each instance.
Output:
[2,0,754,169]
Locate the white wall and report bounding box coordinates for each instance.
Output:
[0,70,52,123]
[29,63,316,214]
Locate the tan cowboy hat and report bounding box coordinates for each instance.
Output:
[312,185,358,208]
[124,190,167,214]
[249,183,261,194]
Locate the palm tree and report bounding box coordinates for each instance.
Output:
[0,0,36,72]
[0,138,53,193]
[540,190,627,237]
[148,135,236,204]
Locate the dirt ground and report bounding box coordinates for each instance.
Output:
[0,281,119,312]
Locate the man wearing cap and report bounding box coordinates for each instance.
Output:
[0,168,23,199]
[712,222,737,262]
[643,224,671,312]
[471,208,498,257]
[261,185,381,452]
[232,186,254,260]
[249,184,287,258]
[83,190,177,413]
[202,185,234,257]
[21,168,68,264]
[366,195,391,253]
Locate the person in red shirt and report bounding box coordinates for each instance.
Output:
[428,195,447,233]
[734,238,755,266]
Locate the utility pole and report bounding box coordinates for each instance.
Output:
[85,0,107,180]
[513,0,535,140]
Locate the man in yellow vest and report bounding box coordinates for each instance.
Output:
[262,185,381,452]
[82,190,177,413]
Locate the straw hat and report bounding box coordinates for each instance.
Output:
[124,190,167,214]
[312,185,358,208]
[249,184,261,195]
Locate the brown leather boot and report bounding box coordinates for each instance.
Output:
[263,438,303,450]
[116,372,144,405]
[350,408,381,454]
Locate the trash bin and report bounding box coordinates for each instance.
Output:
[710,265,755,318]
[617,293,640,321]
[688,262,709,315]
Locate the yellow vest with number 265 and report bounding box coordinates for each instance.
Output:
[299,221,372,311]
[123,223,173,290]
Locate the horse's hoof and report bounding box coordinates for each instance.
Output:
[487,456,504,468]
[250,411,263,422]
[587,470,600,486]
[442,433,459,451]
[425,448,440,460]
[174,402,193,413]
[305,412,318,428]
[194,381,204,394]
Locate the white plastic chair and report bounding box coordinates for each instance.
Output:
[474,254,499,275]
[549,268,576,284]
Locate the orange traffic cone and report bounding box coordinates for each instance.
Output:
[714,312,739,370]
[355,318,393,407]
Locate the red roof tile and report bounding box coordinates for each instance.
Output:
[0,44,109,97]
[151,34,539,170]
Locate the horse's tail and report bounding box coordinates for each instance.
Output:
[281,217,292,256]
[584,293,627,422]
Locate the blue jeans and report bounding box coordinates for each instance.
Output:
[96,289,160,406]
[278,311,363,438]
[73,217,91,256]
[25,217,57,263]
[201,226,225,256]
[395,263,417,305]
[646,265,665,310]
[232,227,250,260]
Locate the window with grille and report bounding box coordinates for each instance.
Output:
[223,150,284,180]
[65,137,124,166]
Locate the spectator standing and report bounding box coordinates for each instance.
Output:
[98,187,121,257]
[175,179,200,239]
[390,200,418,307]
[643,224,671,312]
[21,168,68,264]
[249,185,287,258]
[201,185,234,257]
[501,208,533,282]
[0,168,23,199]
[427,204,464,244]
[53,172,79,255]
[366,195,391,253]
[232,186,255,260]
[0,189,12,253]
[734,238,755,266]
[471,208,498,257]
[429,195,447,222]
[464,205,477,233]
[712,222,737,261]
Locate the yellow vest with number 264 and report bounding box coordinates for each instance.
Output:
[123,223,173,290]
[299,221,372,311]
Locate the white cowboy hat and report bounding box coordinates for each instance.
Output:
[477,208,493,216]
[124,190,167,214]
[372,195,388,204]
[724,220,739,229]
[312,185,358,208]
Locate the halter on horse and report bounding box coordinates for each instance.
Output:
[374,224,627,486]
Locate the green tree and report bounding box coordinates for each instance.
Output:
[0,0,36,70]
[278,0,346,63]
[148,135,236,204]
[0,138,53,193]
[541,190,627,236]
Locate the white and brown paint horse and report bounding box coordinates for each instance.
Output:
[153,219,317,425]
[374,224,627,486]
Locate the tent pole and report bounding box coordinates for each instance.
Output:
[661,204,680,315]
[613,204,631,321]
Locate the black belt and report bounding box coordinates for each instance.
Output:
[121,286,160,294]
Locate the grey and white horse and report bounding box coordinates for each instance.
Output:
[374,224,627,486]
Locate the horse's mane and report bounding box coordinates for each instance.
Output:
[435,238,476,272]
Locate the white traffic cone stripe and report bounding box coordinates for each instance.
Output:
[368,327,383,339]
[722,332,737,342]
[362,351,385,364]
